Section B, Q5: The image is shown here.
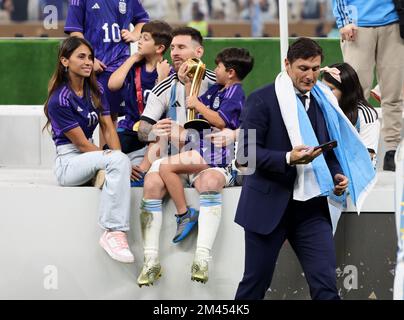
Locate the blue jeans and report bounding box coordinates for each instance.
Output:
[55,144,132,231]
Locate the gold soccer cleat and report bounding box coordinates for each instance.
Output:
[137,260,162,287]
[191,256,210,284]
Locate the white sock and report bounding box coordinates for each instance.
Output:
[196,192,222,258]
[140,198,162,263]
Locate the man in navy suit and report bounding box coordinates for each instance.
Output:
[234,38,349,300]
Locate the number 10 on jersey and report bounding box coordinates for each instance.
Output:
[102,23,121,43]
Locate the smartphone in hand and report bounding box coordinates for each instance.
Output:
[313,140,338,152]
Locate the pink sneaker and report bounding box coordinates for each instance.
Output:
[370,84,381,103]
[99,231,134,263]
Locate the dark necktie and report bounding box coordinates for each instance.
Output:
[298,94,309,111]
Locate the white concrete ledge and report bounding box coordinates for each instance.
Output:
[0,168,244,299]
[0,168,395,211]
[0,105,99,168]
[0,105,388,169]
[0,105,397,299]
[0,104,400,188]
[0,168,395,299]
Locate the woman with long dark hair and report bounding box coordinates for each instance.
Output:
[44,36,134,263]
[322,62,380,167]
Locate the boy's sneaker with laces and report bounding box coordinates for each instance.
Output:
[99,230,134,263]
[131,172,146,187]
[172,208,199,243]
[137,257,162,287]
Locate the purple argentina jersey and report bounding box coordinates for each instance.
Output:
[118,61,158,131]
[48,83,110,146]
[197,83,245,167]
[65,0,149,72]
[198,83,244,129]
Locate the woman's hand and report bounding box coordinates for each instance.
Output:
[131,165,144,181]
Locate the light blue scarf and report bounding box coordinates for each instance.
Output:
[296,93,335,197]
[275,72,376,212]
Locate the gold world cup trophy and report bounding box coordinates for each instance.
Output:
[184,58,211,131]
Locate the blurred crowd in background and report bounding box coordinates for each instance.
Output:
[0,0,337,37]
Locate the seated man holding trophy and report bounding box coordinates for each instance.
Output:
[158,47,254,284]
[136,26,217,287]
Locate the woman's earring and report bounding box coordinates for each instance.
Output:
[65,66,68,72]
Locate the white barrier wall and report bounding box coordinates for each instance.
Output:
[0,167,395,300]
[0,105,388,170]
[0,106,396,299]
[0,175,244,300]
[0,106,99,168]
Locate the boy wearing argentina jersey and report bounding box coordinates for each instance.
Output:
[159,48,254,284]
[64,0,150,128]
[44,37,134,264]
[108,21,173,186]
[135,27,217,287]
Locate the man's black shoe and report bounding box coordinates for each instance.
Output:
[383,150,396,171]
